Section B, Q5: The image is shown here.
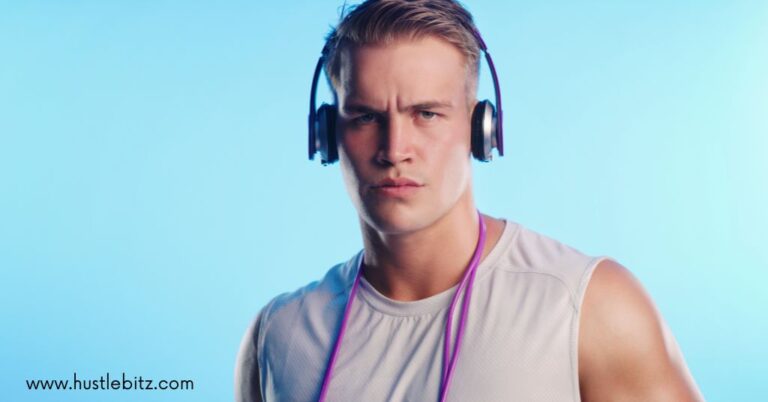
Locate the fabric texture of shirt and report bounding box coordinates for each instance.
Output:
[242,220,618,401]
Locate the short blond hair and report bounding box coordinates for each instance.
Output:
[323,0,482,100]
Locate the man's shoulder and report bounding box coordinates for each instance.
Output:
[578,259,705,400]
[496,220,611,307]
[258,250,361,330]
[503,221,596,268]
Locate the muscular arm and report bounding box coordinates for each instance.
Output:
[234,312,264,402]
[578,259,705,402]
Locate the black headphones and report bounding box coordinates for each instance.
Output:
[308,28,504,165]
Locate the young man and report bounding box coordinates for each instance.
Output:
[235,1,704,401]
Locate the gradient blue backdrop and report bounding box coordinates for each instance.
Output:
[1,1,766,401]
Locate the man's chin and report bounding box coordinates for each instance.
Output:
[360,204,431,235]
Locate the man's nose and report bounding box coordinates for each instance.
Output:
[376,116,413,166]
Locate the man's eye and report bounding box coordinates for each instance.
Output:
[353,114,376,125]
[419,111,437,120]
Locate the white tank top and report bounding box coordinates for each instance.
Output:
[254,220,612,401]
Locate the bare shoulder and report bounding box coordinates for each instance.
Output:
[578,259,704,402]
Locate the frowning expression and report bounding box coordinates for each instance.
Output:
[335,35,476,234]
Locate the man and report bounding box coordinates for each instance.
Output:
[235,1,704,401]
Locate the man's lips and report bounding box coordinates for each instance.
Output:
[371,177,424,188]
[369,177,424,196]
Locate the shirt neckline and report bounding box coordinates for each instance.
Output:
[352,219,518,317]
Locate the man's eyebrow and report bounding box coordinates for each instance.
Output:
[342,103,381,114]
[407,101,454,111]
[342,100,454,114]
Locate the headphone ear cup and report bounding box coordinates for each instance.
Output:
[316,104,338,165]
[471,100,497,162]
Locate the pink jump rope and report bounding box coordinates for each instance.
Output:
[318,211,487,402]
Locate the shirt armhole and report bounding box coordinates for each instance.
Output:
[570,255,614,402]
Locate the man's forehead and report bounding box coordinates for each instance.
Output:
[336,36,470,105]
[337,36,467,77]
[341,97,455,114]
[339,86,460,113]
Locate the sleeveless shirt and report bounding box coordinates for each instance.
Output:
[248,220,615,401]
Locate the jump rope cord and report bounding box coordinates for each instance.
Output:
[316,262,362,402]
[440,212,487,402]
[318,211,487,402]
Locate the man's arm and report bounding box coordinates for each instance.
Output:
[234,312,263,402]
[578,259,705,402]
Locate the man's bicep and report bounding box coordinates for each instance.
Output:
[578,259,704,402]
[235,312,263,402]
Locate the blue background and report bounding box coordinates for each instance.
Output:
[1,1,766,400]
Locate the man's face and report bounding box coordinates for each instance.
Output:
[336,35,475,234]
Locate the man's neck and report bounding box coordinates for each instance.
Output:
[359,200,505,302]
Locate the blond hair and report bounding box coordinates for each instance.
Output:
[323,0,482,100]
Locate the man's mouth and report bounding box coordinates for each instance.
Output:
[370,177,424,197]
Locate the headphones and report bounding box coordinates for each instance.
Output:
[308,28,504,165]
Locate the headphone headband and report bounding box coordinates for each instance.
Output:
[480,47,504,156]
[469,27,504,156]
[308,56,325,160]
